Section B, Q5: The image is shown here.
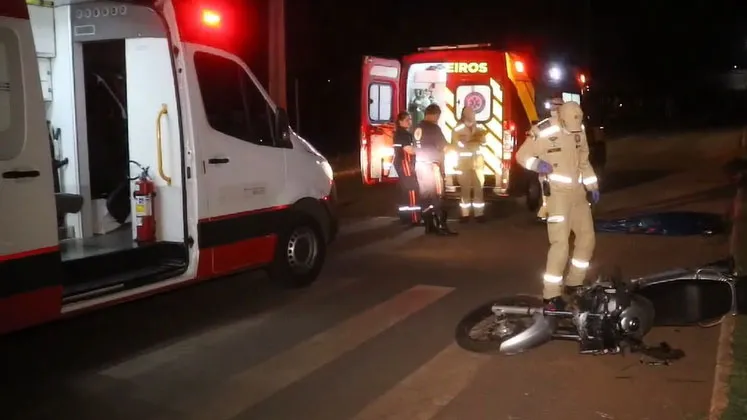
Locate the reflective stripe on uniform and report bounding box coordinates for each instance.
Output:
[548,173,573,183]
[547,215,565,223]
[543,273,563,283]
[571,258,590,269]
[538,125,560,137]
[582,176,598,185]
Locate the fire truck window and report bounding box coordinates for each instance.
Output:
[368,83,393,123]
[455,85,493,123]
[0,28,25,161]
[193,52,276,147]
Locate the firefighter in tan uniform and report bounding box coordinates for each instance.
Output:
[516,101,600,309]
[452,107,487,222]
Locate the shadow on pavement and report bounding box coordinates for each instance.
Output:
[602,169,671,193]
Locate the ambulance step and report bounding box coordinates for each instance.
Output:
[62,262,185,304]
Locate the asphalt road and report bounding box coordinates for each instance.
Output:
[0,168,735,420]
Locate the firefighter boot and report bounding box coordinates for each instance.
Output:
[435,210,458,236]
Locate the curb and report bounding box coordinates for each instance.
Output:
[708,315,736,420]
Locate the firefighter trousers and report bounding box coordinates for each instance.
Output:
[416,161,444,212]
[458,169,484,217]
[394,154,421,223]
[543,186,596,299]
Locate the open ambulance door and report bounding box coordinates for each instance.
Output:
[360,56,400,185]
[0,0,63,333]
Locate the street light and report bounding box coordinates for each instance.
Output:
[548,66,562,82]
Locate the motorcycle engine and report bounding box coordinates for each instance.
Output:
[577,283,656,352]
[601,293,655,341]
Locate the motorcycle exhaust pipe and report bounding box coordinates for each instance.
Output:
[492,305,575,318]
[491,305,602,319]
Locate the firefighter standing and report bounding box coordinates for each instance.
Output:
[452,107,487,222]
[414,104,458,236]
[516,101,600,308]
[534,97,565,221]
[392,111,421,225]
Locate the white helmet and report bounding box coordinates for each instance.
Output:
[549,97,564,117]
[558,101,583,132]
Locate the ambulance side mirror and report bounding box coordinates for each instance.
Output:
[274,108,292,148]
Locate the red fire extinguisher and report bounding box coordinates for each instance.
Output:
[133,166,156,243]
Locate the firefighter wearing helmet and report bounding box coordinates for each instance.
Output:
[549,97,564,120]
[451,106,487,222]
[516,101,600,311]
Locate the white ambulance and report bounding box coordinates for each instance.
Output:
[0,0,337,334]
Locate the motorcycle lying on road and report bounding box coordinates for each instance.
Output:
[455,259,744,358]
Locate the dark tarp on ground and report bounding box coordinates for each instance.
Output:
[594,211,726,236]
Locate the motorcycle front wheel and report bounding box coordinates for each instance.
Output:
[455,295,546,354]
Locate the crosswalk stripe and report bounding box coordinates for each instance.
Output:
[338,224,425,260]
[351,343,491,420]
[176,284,455,420]
[100,276,363,380]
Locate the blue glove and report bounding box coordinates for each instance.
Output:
[591,190,600,204]
[536,160,553,174]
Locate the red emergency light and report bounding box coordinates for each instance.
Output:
[579,73,587,84]
[201,9,222,28]
[514,61,525,73]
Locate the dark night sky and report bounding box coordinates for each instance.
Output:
[272,0,747,154]
[285,0,747,84]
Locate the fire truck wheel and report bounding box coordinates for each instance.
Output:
[270,215,327,288]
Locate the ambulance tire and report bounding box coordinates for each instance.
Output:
[525,177,542,213]
[270,214,326,288]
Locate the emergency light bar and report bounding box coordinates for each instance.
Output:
[417,43,492,52]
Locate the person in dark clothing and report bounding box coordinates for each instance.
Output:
[392,111,421,225]
[414,104,458,236]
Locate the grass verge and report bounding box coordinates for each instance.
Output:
[722,315,747,419]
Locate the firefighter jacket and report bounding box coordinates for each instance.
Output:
[516,118,599,192]
[414,120,447,163]
[451,123,486,171]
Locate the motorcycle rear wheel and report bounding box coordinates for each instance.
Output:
[455,295,545,354]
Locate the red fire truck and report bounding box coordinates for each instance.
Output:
[360,44,543,202]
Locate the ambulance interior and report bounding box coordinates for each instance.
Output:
[405,63,498,179]
[29,2,187,301]
[406,63,494,131]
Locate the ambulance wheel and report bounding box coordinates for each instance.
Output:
[270,215,326,288]
[525,178,541,213]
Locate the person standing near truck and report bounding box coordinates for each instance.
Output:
[414,104,458,236]
[451,106,487,222]
[392,111,421,225]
